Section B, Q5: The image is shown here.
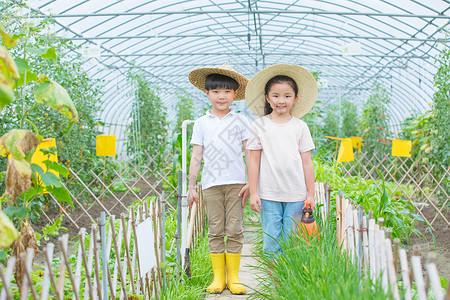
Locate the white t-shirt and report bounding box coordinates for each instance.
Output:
[246,116,315,202]
[190,109,249,190]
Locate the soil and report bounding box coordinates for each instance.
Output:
[407,204,450,281]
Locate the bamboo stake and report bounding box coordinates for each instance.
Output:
[43,245,62,300]
[83,227,95,300]
[0,261,13,300]
[362,216,369,276]
[57,234,68,299]
[20,249,38,300]
[384,239,400,300]
[152,202,163,291]
[336,195,341,246]
[40,243,54,300]
[152,268,159,300]
[59,237,80,300]
[378,228,388,293]
[131,206,146,296]
[425,252,443,300]
[121,213,136,295]
[393,238,400,274]
[79,229,95,300]
[411,246,427,300]
[399,249,412,300]
[146,272,152,299]
[73,228,85,298]
[160,193,167,290]
[92,226,103,300]
[368,218,376,281]
[112,217,124,293]
[109,217,128,298]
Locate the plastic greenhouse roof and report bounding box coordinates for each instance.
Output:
[19,0,450,153]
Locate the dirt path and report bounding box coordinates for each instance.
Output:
[205,225,261,299]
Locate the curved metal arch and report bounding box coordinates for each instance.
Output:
[19,0,450,143]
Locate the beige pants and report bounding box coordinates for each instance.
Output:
[203,184,245,254]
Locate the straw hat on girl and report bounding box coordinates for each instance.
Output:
[188,63,249,100]
[245,64,318,118]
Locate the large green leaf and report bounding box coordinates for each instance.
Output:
[33,80,78,122]
[2,206,28,219]
[0,81,14,111]
[0,210,19,248]
[41,171,61,188]
[14,58,37,87]
[47,186,73,208]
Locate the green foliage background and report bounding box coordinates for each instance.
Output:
[127,71,168,163]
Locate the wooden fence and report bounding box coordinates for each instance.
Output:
[336,193,450,300]
[0,186,207,299]
[340,151,449,230]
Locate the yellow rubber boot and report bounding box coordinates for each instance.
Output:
[226,253,246,295]
[206,253,226,294]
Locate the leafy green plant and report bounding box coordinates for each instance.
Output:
[250,217,388,299]
[314,158,423,241]
[127,71,168,165]
[35,214,67,245]
[359,83,391,154]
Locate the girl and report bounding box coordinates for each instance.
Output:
[246,64,318,255]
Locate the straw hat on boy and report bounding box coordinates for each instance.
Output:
[245,64,318,118]
[189,63,249,100]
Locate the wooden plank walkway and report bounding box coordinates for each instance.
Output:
[205,225,261,299]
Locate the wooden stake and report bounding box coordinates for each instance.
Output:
[79,229,95,300]
[0,261,13,300]
[92,226,103,300]
[399,249,412,300]
[43,245,62,300]
[411,246,426,300]
[393,238,400,274]
[425,252,443,300]
[120,213,136,295]
[109,217,128,298]
[59,237,80,300]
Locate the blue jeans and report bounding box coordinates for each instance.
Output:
[261,199,304,255]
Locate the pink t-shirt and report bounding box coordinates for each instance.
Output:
[246,116,315,202]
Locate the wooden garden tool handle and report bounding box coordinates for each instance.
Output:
[186,201,197,250]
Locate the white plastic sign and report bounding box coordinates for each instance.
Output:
[135,217,156,277]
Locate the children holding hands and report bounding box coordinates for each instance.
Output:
[187,63,317,294]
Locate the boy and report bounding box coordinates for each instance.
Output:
[187,63,250,295]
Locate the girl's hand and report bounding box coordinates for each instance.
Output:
[250,193,261,213]
[188,186,199,208]
[305,196,316,210]
[239,184,250,208]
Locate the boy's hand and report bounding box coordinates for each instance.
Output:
[304,196,316,210]
[239,184,250,208]
[188,186,199,208]
[250,193,261,213]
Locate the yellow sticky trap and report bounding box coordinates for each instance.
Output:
[31,138,58,192]
[337,138,354,162]
[351,136,362,153]
[391,139,412,157]
[96,135,116,156]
